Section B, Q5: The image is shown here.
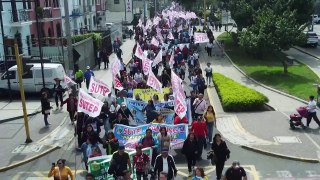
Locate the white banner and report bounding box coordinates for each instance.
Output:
[169,52,175,69]
[135,43,145,60]
[151,37,159,47]
[142,58,152,75]
[78,89,103,117]
[64,74,76,86]
[168,32,174,40]
[113,76,124,91]
[194,33,209,43]
[147,70,162,92]
[88,76,111,97]
[125,0,132,12]
[111,57,121,76]
[152,49,162,67]
[174,93,187,119]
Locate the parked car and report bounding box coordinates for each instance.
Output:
[304,32,318,47]
[0,63,65,94]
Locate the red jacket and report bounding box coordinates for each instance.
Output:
[62,97,78,112]
[191,120,208,138]
[174,116,188,125]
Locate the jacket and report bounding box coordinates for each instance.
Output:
[182,138,198,156]
[211,141,230,163]
[41,97,51,115]
[102,137,119,155]
[191,120,208,138]
[154,154,177,180]
[174,116,188,124]
[139,136,158,149]
[62,97,78,112]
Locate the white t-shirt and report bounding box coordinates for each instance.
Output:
[134,73,144,83]
[308,100,317,113]
[205,66,213,73]
[206,43,213,48]
[162,157,168,173]
[193,53,199,60]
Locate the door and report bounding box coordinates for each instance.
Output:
[34,69,54,92]
[0,70,18,91]
[21,67,35,93]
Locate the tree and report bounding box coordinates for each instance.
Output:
[239,7,306,74]
[315,0,320,15]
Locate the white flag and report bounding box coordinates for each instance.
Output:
[135,43,145,60]
[142,58,152,75]
[169,51,175,69]
[88,76,111,96]
[174,93,187,119]
[78,89,103,117]
[113,76,124,91]
[111,57,121,76]
[64,74,76,86]
[151,37,159,47]
[152,49,162,67]
[194,32,209,44]
[147,70,162,92]
[168,32,174,40]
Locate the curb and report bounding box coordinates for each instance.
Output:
[293,46,320,61]
[0,110,41,124]
[0,146,60,172]
[241,145,320,163]
[215,40,308,105]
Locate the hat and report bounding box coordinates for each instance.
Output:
[232,161,240,167]
[121,102,126,106]
[161,147,169,153]
[86,66,90,70]
[118,144,125,150]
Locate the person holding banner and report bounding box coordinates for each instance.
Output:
[118,102,134,121]
[132,145,150,180]
[143,100,157,123]
[102,131,119,155]
[152,113,165,124]
[139,129,158,169]
[112,113,130,127]
[109,144,131,179]
[156,127,171,154]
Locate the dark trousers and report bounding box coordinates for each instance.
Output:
[216,161,225,180]
[55,93,63,107]
[136,171,148,180]
[186,155,196,172]
[86,80,90,89]
[207,48,212,56]
[103,61,109,69]
[77,129,82,148]
[197,136,206,159]
[44,114,49,125]
[307,112,320,127]
[68,111,75,123]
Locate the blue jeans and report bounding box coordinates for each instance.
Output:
[44,114,49,125]
[206,122,214,142]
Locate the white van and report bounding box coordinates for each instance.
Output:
[0,63,65,93]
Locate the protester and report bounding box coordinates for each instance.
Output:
[143,100,157,123]
[182,132,198,176]
[109,144,131,178]
[154,147,178,180]
[193,93,207,118]
[203,105,216,144]
[61,93,78,124]
[118,102,134,121]
[75,112,85,149]
[85,173,94,180]
[112,113,129,127]
[48,159,74,180]
[152,113,165,124]
[81,124,103,146]
[75,65,84,88]
[211,133,230,180]
[204,63,213,86]
[174,115,188,124]
[191,117,208,160]
[139,129,158,170]
[103,131,119,155]
[192,167,209,180]
[53,78,64,110]
[41,91,51,127]
[157,126,171,153]
[132,145,150,180]
[84,66,95,89]
[224,161,247,180]
[306,95,320,128]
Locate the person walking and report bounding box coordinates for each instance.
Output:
[181,132,198,176]
[211,133,230,180]
[143,100,157,124]
[84,66,94,90]
[204,63,213,86]
[102,50,110,69]
[224,161,247,180]
[206,42,213,57]
[75,66,84,88]
[192,93,207,118]
[109,144,131,179]
[117,48,123,60]
[132,145,150,180]
[75,112,85,149]
[191,117,208,160]
[306,95,320,128]
[154,147,178,180]
[41,91,51,127]
[192,167,209,180]
[61,93,78,124]
[157,127,171,154]
[203,105,216,144]
[103,131,119,155]
[53,78,64,110]
[48,159,74,180]
[197,74,206,94]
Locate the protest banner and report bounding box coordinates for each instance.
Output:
[64,74,76,86]
[113,76,123,91]
[194,32,209,44]
[111,57,121,76]
[174,94,187,119]
[88,76,111,96]
[133,88,170,101]
[151,37,159,47]
[134,43,145,60]
[142,58,152,75]
[159,108,175,124]
[113,124,188,149]
[78,89,103,117]
[168,32,174,40]
[88,147,153,180]
[147,70,162,92]
[169,52,174,69]
[152,49,162,67]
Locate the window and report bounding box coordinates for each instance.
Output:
[1,71,16,80]
[35,69,52,78]
[114,0,120,4]
[22,65,33,79]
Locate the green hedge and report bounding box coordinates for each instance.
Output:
[213,73,269,111]
[72,33,102,51]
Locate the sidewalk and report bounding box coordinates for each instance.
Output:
[0,37,137,172]
[200,31,320,162]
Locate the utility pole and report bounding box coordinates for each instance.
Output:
[204,0,207,28]
[144,0,146,25]
[14,41,32,144]
[64,0,73,72]
[124,0,127,22]
[154,0,156,16]
[0,1,12,101]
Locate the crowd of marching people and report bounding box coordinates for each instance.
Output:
[42,2,248,180]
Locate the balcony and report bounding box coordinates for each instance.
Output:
[71,8,83,17]
[9,9,32,27]
[41,7,52,19]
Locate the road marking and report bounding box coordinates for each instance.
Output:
[273,136,301,143]
[276,170,293,178]
[306,170,320,177]
[12,144,43,153]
